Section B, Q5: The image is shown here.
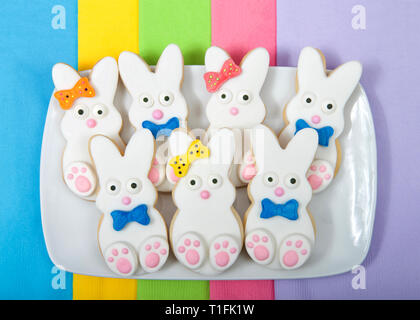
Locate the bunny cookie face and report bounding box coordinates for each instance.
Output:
[53,57,122,141]
[90,130,169,276]
[169,129,243,274]
[90,130,157,214]
[245,125,318,270]
[171,130,236,212]
[204,47,269,129]
[119,44,188,137]
[286,47,362,141]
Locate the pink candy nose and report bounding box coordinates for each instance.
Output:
[86,118,97,128]
[152,109,163,120]
[275,187,285,197]
[200,190,210,199]
[311,115,321,124]
[230,107,239,116]
[122,196,132,205]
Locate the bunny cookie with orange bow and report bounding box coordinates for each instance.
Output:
[52,57,124,200]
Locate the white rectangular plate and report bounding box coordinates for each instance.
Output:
[40,66,376,280]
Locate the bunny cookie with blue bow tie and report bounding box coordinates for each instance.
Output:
[119,44,189,192]
[244,124,318,270]
[279,47,362,193]
[90,129,169,276]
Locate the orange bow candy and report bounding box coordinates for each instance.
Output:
[54,77,95,110]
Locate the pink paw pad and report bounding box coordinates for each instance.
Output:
[245,230,274,265]
[168,166,180,184]
[241,164,257,181]
[148,167,160,185]
[176,234,205,270]
[210,236,240,271]
[105,244,136,276]
[116,258,133,274]
[280,236,311,270]
[64,162,96,197]
[148,158,164,186]
[306,160,334,193]
[140,237,169,273]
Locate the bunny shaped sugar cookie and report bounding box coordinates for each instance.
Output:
[169,129,243,275]
[204,46,270,187]
[90,129,169,276]
[279,47,362,193]
[52,57,123,200]
[119,44,188,191]
[245,124,318,270]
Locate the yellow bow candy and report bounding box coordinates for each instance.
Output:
[169,140,210,178]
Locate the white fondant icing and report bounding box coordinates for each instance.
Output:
[279,47,362,193]
[52,57,124,200]
[90,130,168,275]
[119,44,188,192]
[245,124,317,270]
[169,129,243,275]
[204,46,270,187]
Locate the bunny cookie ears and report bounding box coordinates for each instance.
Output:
[53,57,119,110]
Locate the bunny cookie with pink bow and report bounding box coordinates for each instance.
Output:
[203,46,270,187]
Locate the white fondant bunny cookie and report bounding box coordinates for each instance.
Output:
[279,47,362,193]
[204,46,270,187]
[169,129,243,275]
[119,44,188,191]
[90,129,169,276]
[245,124,318,270]
[52,57,124,200]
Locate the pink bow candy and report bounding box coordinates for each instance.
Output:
[204,59,242,93]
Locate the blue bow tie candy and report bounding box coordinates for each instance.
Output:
[142,117,180,139]
[110,204,150,231]
[260,198,299,221]
[295,119,334,147]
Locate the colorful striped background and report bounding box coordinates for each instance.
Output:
[0,0,276,300]
[3,0,420,300]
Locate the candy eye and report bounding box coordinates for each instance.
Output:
[321,100,337,114]
[208,174,222,189]
[263,172,278,186]
[217,89,232,104]
[186,175,202,190]
[92,105,108,119]
[139,94,154,108]
[284,174,299,189]
[238,90,252,104]
[106,179,121,195]
[126,178,142,194]
[159,92,174,106]
[73,105,88,120]
[302,93,316,106]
